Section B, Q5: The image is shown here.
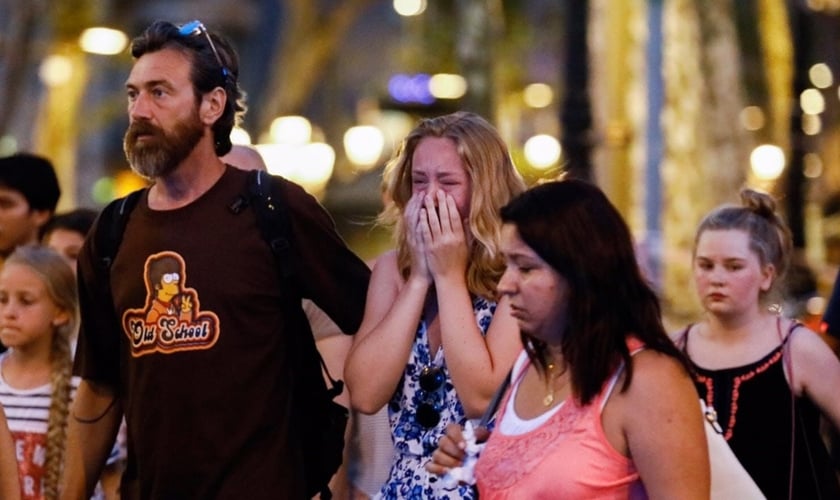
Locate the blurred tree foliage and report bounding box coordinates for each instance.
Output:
[0,1,47,140]
[255,0,383,134]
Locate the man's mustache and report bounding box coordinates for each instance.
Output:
[126,121,164,143]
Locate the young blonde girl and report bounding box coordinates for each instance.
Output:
[0,245,76,500]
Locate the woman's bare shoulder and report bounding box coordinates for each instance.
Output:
[627,349,694,398]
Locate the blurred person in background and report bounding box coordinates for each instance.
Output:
[0,153,61,261]
[220,143,265,172]
[0,153,62,356]
[816,264,840,473]
[41,209,99,275]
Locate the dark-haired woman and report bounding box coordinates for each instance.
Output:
[430,179,709,499]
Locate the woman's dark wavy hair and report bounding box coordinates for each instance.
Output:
[500,179,687,405]
[130,20,247,156]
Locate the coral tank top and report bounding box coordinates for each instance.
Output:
[474,345,647,499]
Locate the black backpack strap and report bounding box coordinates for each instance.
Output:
[248,170,294,280]
[97,188,145,269]
[478,368,512,429]
[242,171,347,498]
[82,188,143,405]
[244,170,344,395]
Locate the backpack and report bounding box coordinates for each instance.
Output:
[93,169,348,499]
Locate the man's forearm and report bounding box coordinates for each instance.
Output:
[61,380,122,500]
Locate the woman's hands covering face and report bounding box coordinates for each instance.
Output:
[405,191,432,284]
[419,189,469,284]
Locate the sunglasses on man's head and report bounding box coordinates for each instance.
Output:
[416,365,446,429]
[177,20,231,82]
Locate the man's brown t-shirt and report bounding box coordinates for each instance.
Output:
[76,166,370,499]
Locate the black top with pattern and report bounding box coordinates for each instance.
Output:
[682,324,840,499]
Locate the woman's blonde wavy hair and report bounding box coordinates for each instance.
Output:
[5,245,77,500]
[379,111,526,300]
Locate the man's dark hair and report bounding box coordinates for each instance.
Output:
[130,20,247,156]
[0,153,61,212]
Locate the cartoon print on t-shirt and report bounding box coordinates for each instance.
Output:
[122,251,219,356]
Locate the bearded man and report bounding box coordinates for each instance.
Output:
[62,20,370,500]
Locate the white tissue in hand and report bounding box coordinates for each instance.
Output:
[442,421,484,487]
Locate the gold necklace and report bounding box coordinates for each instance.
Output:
[543,362,559,407]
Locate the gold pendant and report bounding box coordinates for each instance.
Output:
[543,393,554,406]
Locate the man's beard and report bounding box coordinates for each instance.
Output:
[123,111,205,179]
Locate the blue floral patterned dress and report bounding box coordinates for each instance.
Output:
[375,296,496,500]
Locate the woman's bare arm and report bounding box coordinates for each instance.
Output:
[615,351,710,499]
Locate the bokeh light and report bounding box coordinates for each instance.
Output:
[750,144,785,180]
[524,134,562,170]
